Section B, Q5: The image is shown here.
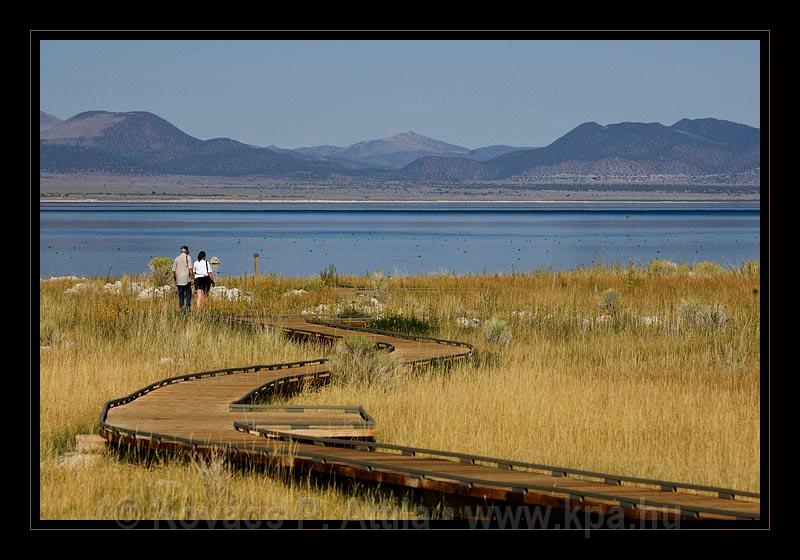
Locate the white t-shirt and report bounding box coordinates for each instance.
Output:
[194,260,213,277]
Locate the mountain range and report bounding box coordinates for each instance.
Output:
[401,119,760,181]
[39,110,760,184]
[294,132,528,168]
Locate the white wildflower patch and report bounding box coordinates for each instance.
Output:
[511,310,533,321]
[282,289,309,297]
[456,317,481,329]
[366,297,385,314]
[64,283,93,295]
[640,315,661,326]
[102,281,122,293]
[302,303,341,317]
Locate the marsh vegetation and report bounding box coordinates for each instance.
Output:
[39,260,760,518]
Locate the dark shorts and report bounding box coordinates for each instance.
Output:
[195,276,212,293]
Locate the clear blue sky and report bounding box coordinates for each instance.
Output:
[40,40,760,149]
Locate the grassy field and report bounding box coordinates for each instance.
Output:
[39,261,760,519]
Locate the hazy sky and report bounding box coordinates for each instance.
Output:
[39,40,760,149]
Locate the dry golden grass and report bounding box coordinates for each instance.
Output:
[286,263,761,491]
[39,262,760,519]
[40,454,428,521]
[39,277,423,519]
[290,336,759,491]
[39,285,312,457]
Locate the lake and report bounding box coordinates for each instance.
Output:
[39,201,760,278]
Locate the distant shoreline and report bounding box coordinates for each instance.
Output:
[38,173,760,204]
[39,198,760,205]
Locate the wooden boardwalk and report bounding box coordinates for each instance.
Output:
[100,316,759,521]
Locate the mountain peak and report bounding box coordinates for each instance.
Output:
[384,130,428,141]
[325,130,470,168]
[672,117,737,127]
[70,110,112,118]
[41,109,202,154]
[670,117,760,150]
[40,111,63,133]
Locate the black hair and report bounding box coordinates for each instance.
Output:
[181,245,189,252]
[197,251,206,261]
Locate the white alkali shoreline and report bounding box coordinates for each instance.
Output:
[39,198,758,205]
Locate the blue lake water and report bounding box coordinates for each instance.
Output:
[39,202,760,278]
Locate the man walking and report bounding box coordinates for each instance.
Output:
[172,245,194,311]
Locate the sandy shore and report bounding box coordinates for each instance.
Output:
[39,173,760,203]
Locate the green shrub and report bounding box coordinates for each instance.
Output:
[702,302,730,330]
[676,298,729,331]
[692,261,724,275]
[330,335,400,388]
[369,269,389,300]
[600,288,624,315]
[482,317,512,345]
[372,313,433,335]
[336,304,366,319]
[677,298,702,327]
[148,257,173,286]
[647,259,678,276]
[320,264,338,286]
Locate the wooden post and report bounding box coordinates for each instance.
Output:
[253,252,260,277]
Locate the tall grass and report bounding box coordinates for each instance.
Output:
[287,263,760,491]
[39,261,760,519]
[40,454,428,520]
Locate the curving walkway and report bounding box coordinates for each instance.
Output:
[100,316,760,521]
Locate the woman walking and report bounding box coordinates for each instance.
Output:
[193,251,215,309]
